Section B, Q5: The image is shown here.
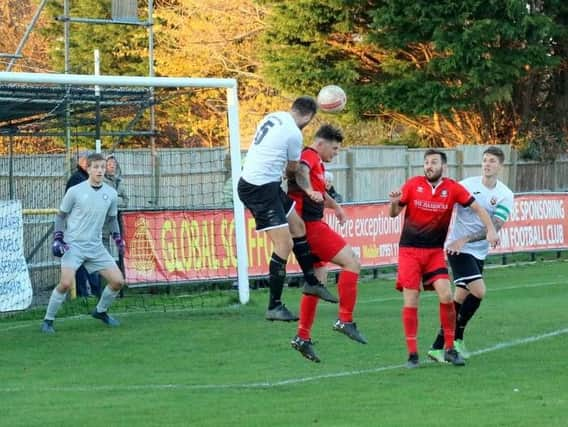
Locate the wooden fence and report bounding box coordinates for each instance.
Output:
[1,145,565,211]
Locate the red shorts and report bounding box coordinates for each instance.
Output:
[396,247,449,292]
[305,220,347,268]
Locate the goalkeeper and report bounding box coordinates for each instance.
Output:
[41,153,126,334]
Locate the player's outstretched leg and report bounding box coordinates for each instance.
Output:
[40,268,75,334]
[291,294,320,362]
[291,335,320,363]
[292,236,338,303]
[288,212,338,303]
[439,301,465,366]
[264,252,298,321]
[402,305,419,368]
[266,304,298,322]
[41,288,66,334]
[302,281,338,303]
[92,286,121,326]
[427,339,447,363]
[92,267,124,327]
[429,299,461,362]
[40,319,56,334]
[444,348,466,366]
[332,320,367,344]
[91,308,120,327]
[333,269,366,344]
[406,352,420,369]
[454,293,482,359]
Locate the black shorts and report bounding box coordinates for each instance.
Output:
[237,178,295,231]
[448,252,484,288]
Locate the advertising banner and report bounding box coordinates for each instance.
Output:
[492,194,568,254]
[122,194,568,284]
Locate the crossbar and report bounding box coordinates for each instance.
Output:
[0,72,237,89]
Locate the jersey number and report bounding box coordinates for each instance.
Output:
[253,120,275,145]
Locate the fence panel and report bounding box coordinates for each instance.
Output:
[349,146,407,201]
[1,144,563,304]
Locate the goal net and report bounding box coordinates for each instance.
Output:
[0,71,250,315]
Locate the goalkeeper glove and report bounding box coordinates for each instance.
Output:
[112,232,125,256]
[52,231,69,257]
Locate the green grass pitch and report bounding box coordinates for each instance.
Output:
[1,261,567,426]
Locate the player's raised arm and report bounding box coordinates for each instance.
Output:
[388,190,404,217]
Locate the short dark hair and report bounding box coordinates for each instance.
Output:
[315,124,344,143]
[291,96,318,116]
[87,153,106,166]
[483,146,505,163]
[424,149,447,164]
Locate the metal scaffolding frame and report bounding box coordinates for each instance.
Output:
[0,0,157,176]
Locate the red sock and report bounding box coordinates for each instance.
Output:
[338,270,358,323]
[297,294,319,340]
[402,306,418,354]
[439,302,456,349]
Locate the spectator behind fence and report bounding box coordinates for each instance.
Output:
[325,171,343,203]
[65,151,101,298]
[103,155,129,210]
[102,155,129,256]
[65,152,89,192]
[102,155,128,299]
[222,150,234,208]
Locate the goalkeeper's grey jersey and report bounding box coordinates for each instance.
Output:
[446,176,514,260]
[240,111,303,185]
[60,180,118,250]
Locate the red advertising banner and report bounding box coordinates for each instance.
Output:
[122,203,401,284]
[122,194,568,284]
[491,194,568,254]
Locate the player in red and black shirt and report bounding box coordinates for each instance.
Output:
[287,124,366,363]
[389,149,499,368]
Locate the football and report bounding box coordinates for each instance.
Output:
[317,85,347,113]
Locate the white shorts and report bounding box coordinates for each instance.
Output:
[61,243,117,273]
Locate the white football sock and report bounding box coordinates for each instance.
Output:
[96,286,120,313]
[44,288,67,321]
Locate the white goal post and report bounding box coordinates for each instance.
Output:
[0,71,250,304]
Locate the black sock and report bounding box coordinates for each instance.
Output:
[454,300,462,317]
[292,236,319,287]
[432,327,444,350]
[432,300,463,349]
[456,294,481,340]
[268,253,287,310]
[453,300,462,338]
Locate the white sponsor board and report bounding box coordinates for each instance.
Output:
[0,200,33,311]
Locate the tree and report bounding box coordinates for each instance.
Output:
[154,0,289,147]
[513,1,568,159]
[259,0,565,147]
[0,0,50,72]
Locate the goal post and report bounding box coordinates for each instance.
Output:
[0,71,250,304]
